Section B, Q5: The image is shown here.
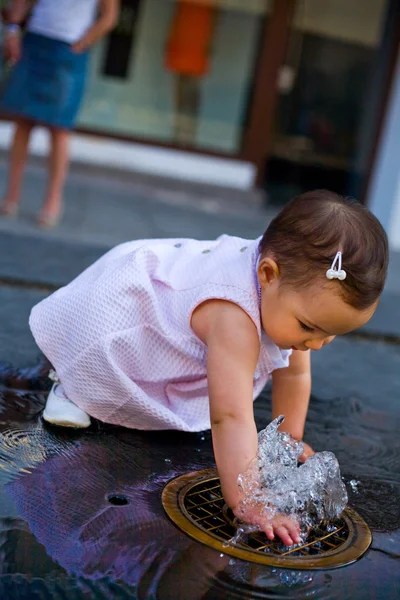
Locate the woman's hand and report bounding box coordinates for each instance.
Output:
[71,38,88,54]
[71,0,120,53]
[3,32,22,64]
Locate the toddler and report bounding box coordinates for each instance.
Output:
[29,190,388,545]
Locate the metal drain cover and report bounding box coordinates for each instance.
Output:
[162,469,372,569]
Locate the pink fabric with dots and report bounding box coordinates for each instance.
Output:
[29,235,291,431]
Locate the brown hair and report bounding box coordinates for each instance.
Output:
[259,190,389,310]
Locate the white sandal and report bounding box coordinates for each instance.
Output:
[43,383,91,428]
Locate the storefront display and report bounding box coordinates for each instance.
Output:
[78,0,268,153]
[74,0,397,202]
[165,1,216,144]
[265,0,389,203]
[101,0,141,79]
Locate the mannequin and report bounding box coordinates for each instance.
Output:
[165,0,217,144]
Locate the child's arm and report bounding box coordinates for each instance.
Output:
[192,299,259,507]
[204,301,260,508]
[271,350,314,460]
[72,0,120,53]
[192,300,301,545]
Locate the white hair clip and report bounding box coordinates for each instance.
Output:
[326,251,347,281]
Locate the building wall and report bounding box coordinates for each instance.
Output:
[293,0,385,46]
[367,52,400,250]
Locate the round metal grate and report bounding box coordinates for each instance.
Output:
[162,469,372,569]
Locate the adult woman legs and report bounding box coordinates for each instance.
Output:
[1,117,34,216]
[38,126,70,227]
[1,121,70,227]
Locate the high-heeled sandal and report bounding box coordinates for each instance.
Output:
[0,202,19,218]
[37,209,63,229]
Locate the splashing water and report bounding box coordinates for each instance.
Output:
[349,479,360,493]
[236,415,348,537]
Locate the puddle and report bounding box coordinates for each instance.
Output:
[0,362,399,599]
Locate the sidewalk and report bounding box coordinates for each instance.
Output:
[0,156,399,371]
[0,154,268,247]
[0,158,399,600]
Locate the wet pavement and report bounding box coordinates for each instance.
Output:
[0,361,399,599]
[0,158,399,598]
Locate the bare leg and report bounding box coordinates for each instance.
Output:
[173,74,200,145]
[38,127,70,227]
[1,118,34,215]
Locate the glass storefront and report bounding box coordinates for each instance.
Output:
[265,0,389,203]
[2,0,391,198]
[78,0,270,153]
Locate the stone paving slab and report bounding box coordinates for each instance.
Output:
[0,157,269,249]
[0,156,399,349]
[0,280,398,416]
[0,286,47,368]
[310,335,400,414]
[0,230,105,288]
[0,275,398,413]
[364,291,400,338]
[0,228,399,341]
[385,250,400,293]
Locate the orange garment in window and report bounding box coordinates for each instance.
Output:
[165,1,216,77]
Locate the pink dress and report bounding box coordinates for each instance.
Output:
[29,235,291,431]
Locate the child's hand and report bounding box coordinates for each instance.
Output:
[234,501,302,546]
[298,441,315,463]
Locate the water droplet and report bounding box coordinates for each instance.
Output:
[349,479,360,493]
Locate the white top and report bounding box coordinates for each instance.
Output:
[27,0,99,44]
[30,235,291,432]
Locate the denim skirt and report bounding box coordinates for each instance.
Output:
[0,32,89,129]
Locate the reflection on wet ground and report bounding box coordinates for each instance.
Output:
[0,361,399,599]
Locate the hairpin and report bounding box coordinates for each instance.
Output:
[326,251,347,281]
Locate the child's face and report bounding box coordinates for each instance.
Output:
[257,258,377,351]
